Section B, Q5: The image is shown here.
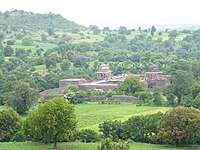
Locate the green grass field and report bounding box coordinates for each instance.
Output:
[0,102,196,150]
[76,102,170,131]
[0,142,199,150]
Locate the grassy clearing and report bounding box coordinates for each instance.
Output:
[1,102,170,131]
[0,142,66,150]
[0,142,199,150]
[76,102,170,131]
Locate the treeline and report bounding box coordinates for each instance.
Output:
[99,106,200,146]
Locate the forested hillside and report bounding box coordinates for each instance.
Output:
[0,10,85,31]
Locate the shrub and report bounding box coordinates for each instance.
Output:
[113,140,130,150]
[157,106,200,146]
[11,131,26,142]
[76,129,99,142]
[0,108,22,142]
[97,138,130,150]
[97,138,113,150]
[22,37,33,46]
[99,120,124,141]
[134,91,152,105]
[123,112,163,143]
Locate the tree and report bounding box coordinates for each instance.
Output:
[191,81,200,99]
[89,25,100,35]
[7,81,38,114]
[150,26,156,36]
[45,52,61,69]
[6,39,15,45]
[41,33,48,42]
[153,92,163,106]
[103,27,110,32]
[123,112,163,143]
[0,32,5,41]
[60,59,71,71]
[22,37,33,46]
[166,70,193,104]
[99,120,124,141]
[3,45,14,56]
[24,97,77,149]
[0,42,3,51]
[0,108,22,142]
[64,85,88,104]
[166,93,175,106]
[194,94,200,109]
[134,91,152,105]
[118,26,128,34]
[168,30,178,40]
[15,48,29,59]
[157,107,200,145]
[191,61,200,80]
[116,76,147,95]
[47,27,54,36]
[158,31,163,36]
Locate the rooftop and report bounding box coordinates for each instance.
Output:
[59,79,86,82]
[148,64,161,72]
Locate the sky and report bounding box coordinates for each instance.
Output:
[1,0,200,29]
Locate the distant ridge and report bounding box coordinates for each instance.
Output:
[0,9,86,31]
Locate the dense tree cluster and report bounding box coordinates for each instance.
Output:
[99,107,200,146]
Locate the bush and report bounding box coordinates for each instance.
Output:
[113,140,130,150]
[64,85,90,104]
[0,108,22,142]
[97,138,113,150]
[99,112,163,143]
[97,138,130,150]
[75,129,99,142]
[123,112,163,143]
[22,37,33,46]
[99,120,124,141]
[157,106,200,146]
[134,91,152,105]
[11,131,26,142]
[6,39,15,45]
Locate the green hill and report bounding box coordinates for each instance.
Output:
[0,10,85,31]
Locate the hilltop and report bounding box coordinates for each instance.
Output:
[0,10,86,31]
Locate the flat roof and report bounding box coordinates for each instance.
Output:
[59,79,86,82]
[145,72,162,74]
[96,71,112,73]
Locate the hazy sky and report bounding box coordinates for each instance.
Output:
[1,0,200,29]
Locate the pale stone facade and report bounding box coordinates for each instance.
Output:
[41,64,170,98]
[96,64,112,80]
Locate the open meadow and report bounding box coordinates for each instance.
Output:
[1,102,193,150]
[76,102,170,131]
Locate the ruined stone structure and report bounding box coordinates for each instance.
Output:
[59,79,86,88]
[96,64,112,80]
[40,64,170,98]
[143,64,170,89]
